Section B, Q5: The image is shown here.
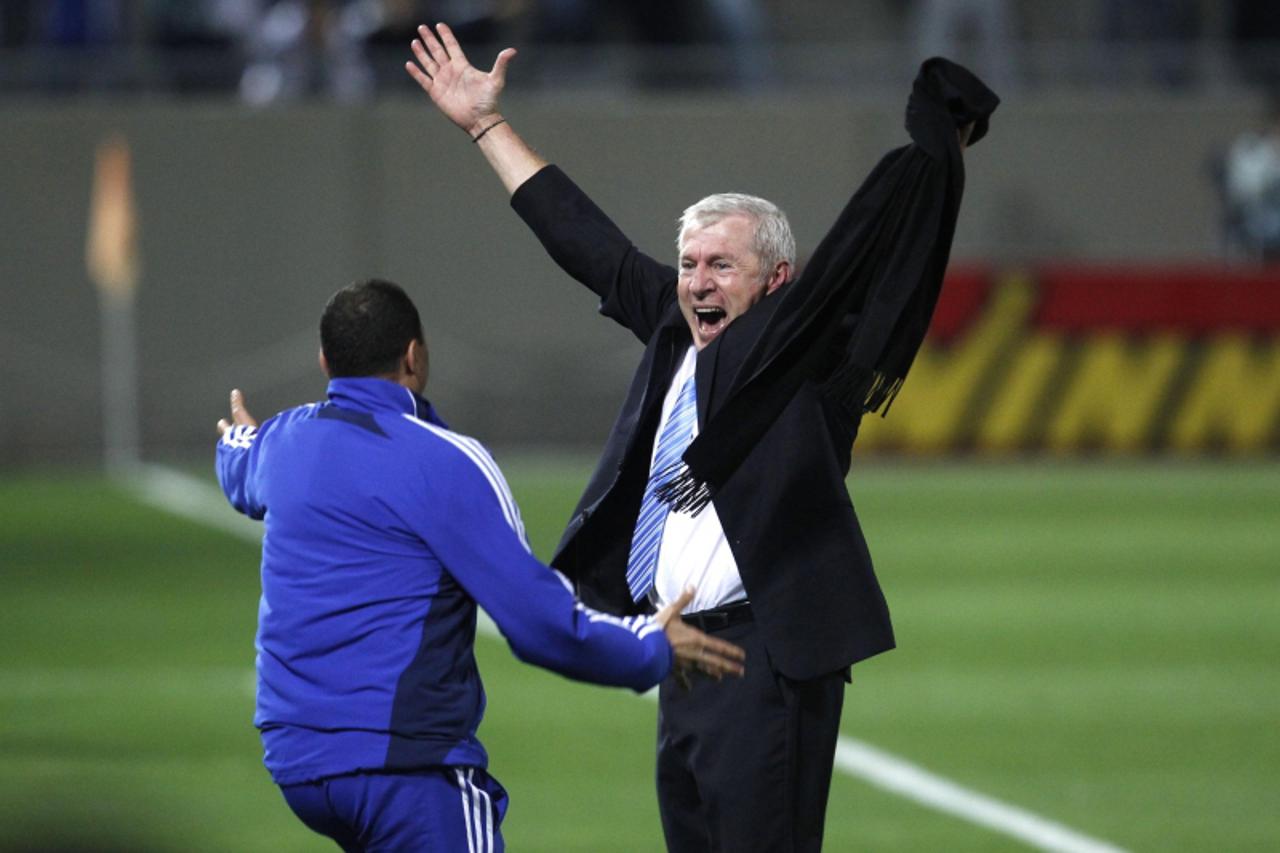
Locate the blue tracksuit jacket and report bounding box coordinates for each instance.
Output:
[216,376,672,785]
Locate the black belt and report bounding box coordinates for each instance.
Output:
[682,600,753,632]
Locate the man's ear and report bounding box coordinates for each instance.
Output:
[318,349,331,377]
[765,261,791,295]
[405,338,428,383]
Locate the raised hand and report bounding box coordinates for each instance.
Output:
[216,388,258,437]
[654,587,747,683]
[405,23,516,138]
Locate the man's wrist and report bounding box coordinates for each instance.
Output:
[469,114,506,142]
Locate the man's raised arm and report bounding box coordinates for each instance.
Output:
[406,24,678,337]
[405,23,545,195]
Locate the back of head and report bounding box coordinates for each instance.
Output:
[677,193,796,281]
[320,279,424,377]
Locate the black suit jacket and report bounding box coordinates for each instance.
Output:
[511,165,893,681]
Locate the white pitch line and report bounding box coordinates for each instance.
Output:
[123,464,1129,853]
[833,740,1128,853]
[127,463,264,542]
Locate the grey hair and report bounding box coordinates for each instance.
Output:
[676,193,796,282]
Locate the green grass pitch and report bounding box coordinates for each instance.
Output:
[2,459,1277,851]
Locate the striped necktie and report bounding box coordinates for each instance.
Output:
[626,374,698,602]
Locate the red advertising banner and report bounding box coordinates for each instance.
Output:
[856,265,1280,454]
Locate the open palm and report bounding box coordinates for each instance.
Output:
[406,23,515,136]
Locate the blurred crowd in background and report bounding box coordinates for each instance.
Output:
[2,0,1280,99]
[3,0,1280,262]
[1217,95,1280,262]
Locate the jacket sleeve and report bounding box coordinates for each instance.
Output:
[665,60,997,505]
[215,421,268,520]
[405,433,672,692]
[510,164,678,343]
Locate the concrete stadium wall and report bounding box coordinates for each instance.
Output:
[0,90,1268,465]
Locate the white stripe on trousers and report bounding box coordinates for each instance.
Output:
[456,767,494,853]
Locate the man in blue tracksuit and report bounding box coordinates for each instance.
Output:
[215,279,744,851]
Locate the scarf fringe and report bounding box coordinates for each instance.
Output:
[863,372,906,416]
[822,365,907,420]
[653,464,714,516]
[657,371,903,515]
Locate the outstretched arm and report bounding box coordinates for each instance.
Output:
[409,440,743,691]
[405,23,545,195]
[215,388,265,519]
[407,24,677,337]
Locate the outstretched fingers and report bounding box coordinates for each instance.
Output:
[217,388,257,436]
[405,51,432,90]
[417,23,452,67]
[692,633,747,679]
[434,22,467,64]
[229,389,257,426]
[654,586,696,628]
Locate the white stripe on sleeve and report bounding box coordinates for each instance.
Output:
[403,415,530,551]
[576,602,662,640]
[219,424,257,449]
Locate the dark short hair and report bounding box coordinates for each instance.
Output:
[320,279,424,378]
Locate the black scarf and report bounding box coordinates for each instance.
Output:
[657,58,999,514]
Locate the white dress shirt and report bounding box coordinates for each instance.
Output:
[649,346,747,614]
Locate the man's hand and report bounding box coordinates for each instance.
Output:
[404,23,547,193]
[654,588,747,683]
[405,22,516,139]
[216,388,258,437]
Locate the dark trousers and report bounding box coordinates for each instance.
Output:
[656,619,846,852]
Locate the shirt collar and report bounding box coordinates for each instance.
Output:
[325,376,447,428]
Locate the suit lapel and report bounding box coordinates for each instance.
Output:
[695,335,717,429]
[696,292,782,420]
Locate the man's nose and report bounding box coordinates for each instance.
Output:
[691,266,716,295]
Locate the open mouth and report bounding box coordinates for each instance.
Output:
[694,306,728,336]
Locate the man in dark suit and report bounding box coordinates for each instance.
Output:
[406,23,994,851]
